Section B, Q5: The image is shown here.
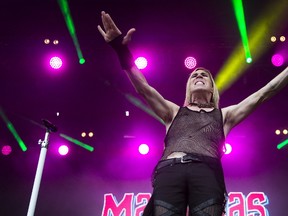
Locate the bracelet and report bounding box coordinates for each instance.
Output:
[109,35,134,70]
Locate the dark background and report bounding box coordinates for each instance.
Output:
[0,0,287,215]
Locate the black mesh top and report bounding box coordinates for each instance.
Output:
[161,107,225,160]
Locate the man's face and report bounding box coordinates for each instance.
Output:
[189,69,213,94]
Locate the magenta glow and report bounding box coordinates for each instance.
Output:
[271,54,284,67]
[135,57,148,70]
[138,143,149,155]
[50,56,63,69]
[184,57,197,69]
[1,145,12,156]
[58,145,69,156]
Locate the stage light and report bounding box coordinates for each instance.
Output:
[271,54,284,67]
[280,36,286,42]
[53,40,59,45]
[125,111,130,117]
[184,57,197,69]
[270,36,277,42]
[123,135,136,139]
[232,0,252,63]
[44,39,50,44]
[138,144,149,155]
[1,145,12,156]
[58,0,85,67]
[58,145,69,156]
[124,93,164,124]
[0,108,27,151]
[283,129,288,135]
[88,132,93,137]
[275,129,281,135]
[223,143,232,155]
[81,132,86,137]
[56,112,60,116]
[135,57,148,69]
[50,56,63,69]
[277,139,288,150]
[216,0,287,94]
[246,57,253,63]
[60,133,94,152]
[79,58,85,64]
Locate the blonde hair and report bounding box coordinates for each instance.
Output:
[184,67,220,108]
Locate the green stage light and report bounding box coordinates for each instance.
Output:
[232,0,252,63]
[58,0,85,64]
[277,139,288,150]
[124,93,164,125]
[60,133,94,152]
[79,58,86,64]
[246,57,253,63]
[0,108,27,151]
[216,0,288,94]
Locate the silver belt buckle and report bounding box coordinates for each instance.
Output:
[180,156,193,163]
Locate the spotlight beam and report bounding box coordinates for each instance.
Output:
[216,0,288,93]
[103,79,164,125]
[58,0,85,64]
[277,139,288,149]
[231,0,252,62]
[0,108,27,151]
[124,93,165,125]
[60,134,94,152]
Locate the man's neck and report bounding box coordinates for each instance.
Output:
[189,102,215,108]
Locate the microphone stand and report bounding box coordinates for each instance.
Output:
[27,120,57,216]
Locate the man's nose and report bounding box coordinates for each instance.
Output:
[196,74,203,78]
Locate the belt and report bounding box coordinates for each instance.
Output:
[156,154,202,170]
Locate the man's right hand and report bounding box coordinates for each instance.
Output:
[97,11,136,45]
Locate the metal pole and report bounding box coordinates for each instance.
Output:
[27,119,57,216]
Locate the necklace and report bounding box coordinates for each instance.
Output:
[189,102,215,108]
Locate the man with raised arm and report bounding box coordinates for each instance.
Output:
[98,11,288,216]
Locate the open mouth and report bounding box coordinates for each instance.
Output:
[195,81,205,85]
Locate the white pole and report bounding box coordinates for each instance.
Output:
[27,131,50,216]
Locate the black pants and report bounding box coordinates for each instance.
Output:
[144,159,226,216]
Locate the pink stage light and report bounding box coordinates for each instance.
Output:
[1,145,12,156]
[135,57,148,69]
[50,56,63,69]
[138,143,149,155]
[58,145,69,156]
[271,54,284,67]
[223,143,232,155]
[184,56,197,69]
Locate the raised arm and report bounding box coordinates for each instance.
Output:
[97,11,179,125]
[222,67,288,136]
